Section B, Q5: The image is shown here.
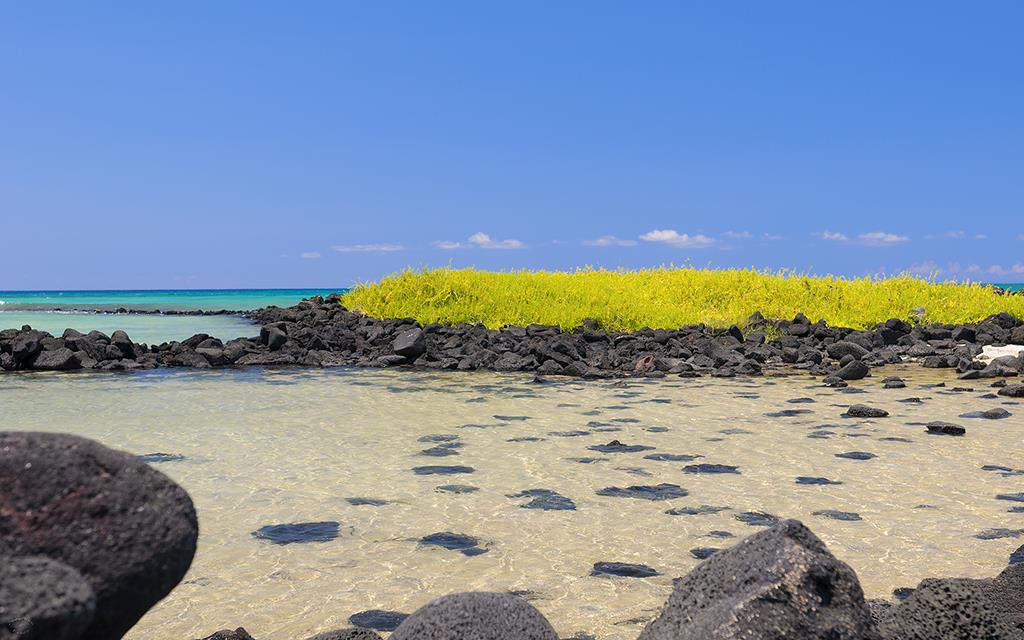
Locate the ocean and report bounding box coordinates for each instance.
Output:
[0,288,340,344]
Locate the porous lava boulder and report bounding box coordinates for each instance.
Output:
[637,519,880,640]
[0,555,96,640]
[999,383,1024,398]
[392,328,426,359]
[390,592,559,640]
[836,360,870,381]
[0,432,199,640]
[877,563,1024,639]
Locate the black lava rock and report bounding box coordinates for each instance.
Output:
[0,555,96,640]
[836,360,870,381]
[0,432,198,640]
[844,404,889,418]
[390,592,559,640]
[925,421,966,436]
[637,520,879,640]
[998,383,1024,397]
[877,564,1024,639]
[392,327,426,358]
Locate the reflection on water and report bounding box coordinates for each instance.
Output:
[3,366,1022,639]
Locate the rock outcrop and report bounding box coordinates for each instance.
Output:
[637,519,879,640]
[0,432,198,640]
[2,295,1023,380]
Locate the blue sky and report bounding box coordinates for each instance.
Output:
[2,2,1022,289]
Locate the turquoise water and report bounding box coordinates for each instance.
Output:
[996,283,1024,292]
[0,288,340,312]
[0,289,341,344]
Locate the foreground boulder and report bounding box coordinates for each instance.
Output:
[390,592,559,640]
[638,519,879,640]
[876,563,1024,639]
[0,556,96,640]
[0,432,199,640]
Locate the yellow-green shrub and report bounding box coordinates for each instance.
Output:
[341,267,1024,331]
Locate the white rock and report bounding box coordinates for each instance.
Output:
[978,345,1024,362]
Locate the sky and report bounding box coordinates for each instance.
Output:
[2,2,1023,290]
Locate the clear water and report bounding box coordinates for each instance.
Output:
[0,289,340,344]
[4,366,1022,639]
[0,289,340,312]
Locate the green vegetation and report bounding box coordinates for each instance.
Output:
[341,267,1024,331]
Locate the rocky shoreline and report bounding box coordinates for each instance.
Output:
[2,431,1021,639]
[2,294,1024,384]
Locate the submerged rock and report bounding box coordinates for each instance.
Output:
[419,532,487,556]
[796,476,843,485]
[835,451,877,461]
[596,483,687,501]
[665,505,730,516]
[734,511,780,527]
[390,592,558,640]
[587,440,655,453]
[0,432,198,640]
[348,609,409,632]
[252,522,340,545]
[137,452,187,463]
[813,509,863,521]
[197,629,257,640]
[637,520,879,640]
[682,463,740,474]
[508,489,576,511]
[591,561,660,578]
[412,465,475,475]
[306,629,383,640]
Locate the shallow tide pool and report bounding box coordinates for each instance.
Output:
[3,366,1022,639]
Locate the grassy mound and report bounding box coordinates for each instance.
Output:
[341,267,1024,331]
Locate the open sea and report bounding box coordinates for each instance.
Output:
[0,289,340,344]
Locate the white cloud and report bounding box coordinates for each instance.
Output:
[1013,264,1024,274]
[819,230,909,245]
[301,251,321,259]
[909,261,944,276]
[332,243,405,253]
[435,232,525,250]
[1018,234,1024,241]
[975,234,988,240]
[965,264,982,274]
[639,229,715,248]
[583,235,637,247]
[820,231,849,241]
[723,230,752,239]
[856,231,910,246]
[762,233,784,241]
[944,230,965,239]
[989,264,1008,276]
